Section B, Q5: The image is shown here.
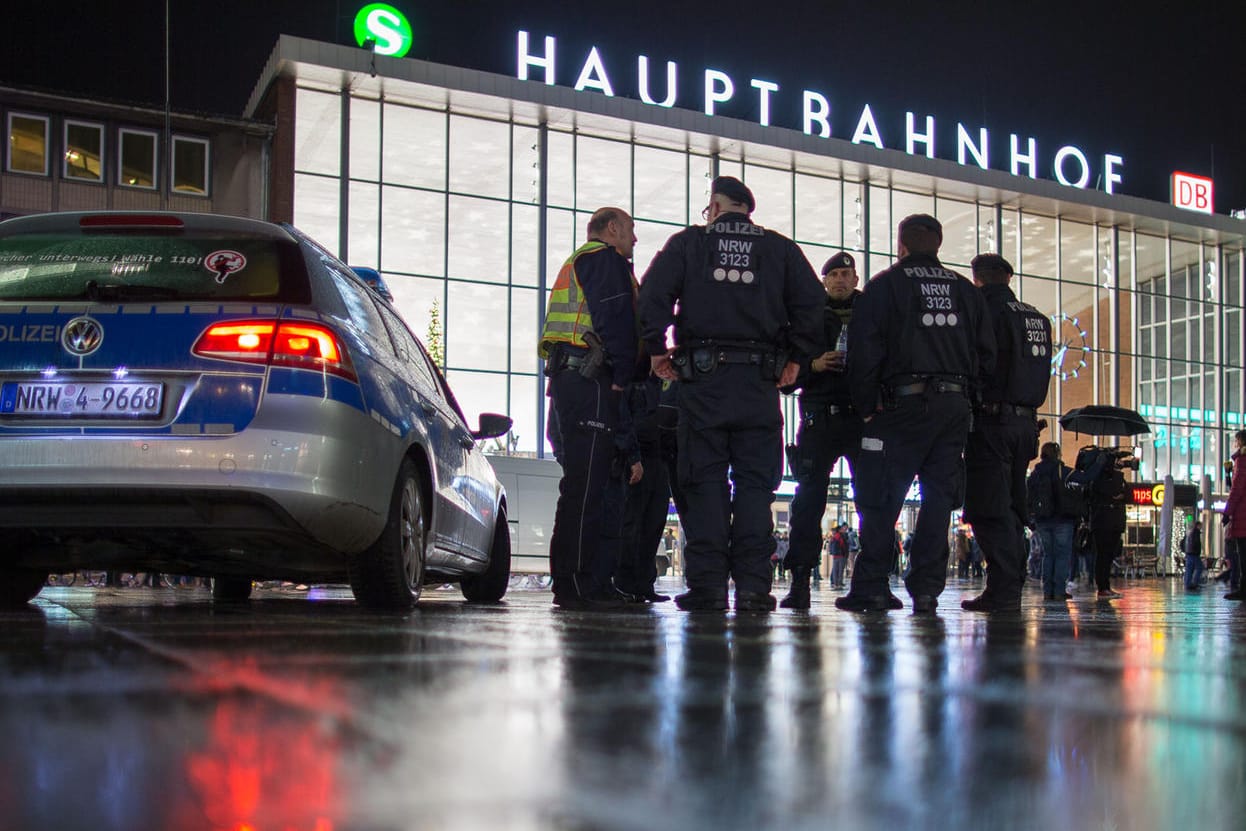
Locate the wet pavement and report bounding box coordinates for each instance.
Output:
[1,576,1245,831]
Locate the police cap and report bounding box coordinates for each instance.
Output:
[898,213,943,243]
[711,176,755,213]
[822,252,856,274]
[970,253,1014,276]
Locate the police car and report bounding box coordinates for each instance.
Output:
[0,211,512,609]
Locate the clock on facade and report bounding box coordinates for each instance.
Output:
[1051,312,1089,380]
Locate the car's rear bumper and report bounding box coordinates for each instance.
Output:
[0,395,404,567]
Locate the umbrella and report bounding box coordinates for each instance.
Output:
[1059,405,1151,437]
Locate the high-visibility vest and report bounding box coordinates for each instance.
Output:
[538,240,607,359]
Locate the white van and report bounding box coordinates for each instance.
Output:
[485,455,561,574]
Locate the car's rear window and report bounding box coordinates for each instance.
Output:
[0,233,309,302]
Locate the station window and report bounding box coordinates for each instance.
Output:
[6,112,49,175]
[118,128,158,189]
[63,120,104,182]
[172,135,210,196]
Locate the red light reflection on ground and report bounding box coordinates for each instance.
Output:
[177,677,344,831]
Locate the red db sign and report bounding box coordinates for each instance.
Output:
[1172,172,1214,214]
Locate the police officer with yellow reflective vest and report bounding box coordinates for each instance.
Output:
[837,214,995,614]
[539,207,643,611]
[962,253,1053,612]
[639,176,824,613]
[780,252,864,609]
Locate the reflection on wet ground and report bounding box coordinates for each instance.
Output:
[1,577,1244,830]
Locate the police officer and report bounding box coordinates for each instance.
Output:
[837,214,995,614]
[639,176,824,612]
[539,207,642,611]
[961,253,1052,612]
[780,252,864,609]
[612,376,673,603]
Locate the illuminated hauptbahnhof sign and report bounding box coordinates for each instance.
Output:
[515,31,1125,195]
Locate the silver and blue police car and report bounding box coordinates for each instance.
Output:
[0,211,512,609]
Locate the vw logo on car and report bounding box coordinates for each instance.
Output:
[61,317,104,356]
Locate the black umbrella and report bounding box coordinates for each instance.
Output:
[1059,405,1151,437]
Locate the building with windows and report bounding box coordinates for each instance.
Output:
[0,86,271,221]
[244,35,1245,502]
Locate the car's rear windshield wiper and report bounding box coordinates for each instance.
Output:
[84,280,185,301]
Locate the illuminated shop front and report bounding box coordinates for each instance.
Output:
[244,19,1246,505]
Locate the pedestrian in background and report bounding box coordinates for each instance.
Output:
[1221,429,1246,601]
[1182,520,1204,591]
[1028,441,1076,601]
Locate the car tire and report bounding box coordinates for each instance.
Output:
[212,577,253,602]
[350,458,426,610]
[1,570,47,608]
[460,507,511,603]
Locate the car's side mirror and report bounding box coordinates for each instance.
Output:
[472,413,512,441]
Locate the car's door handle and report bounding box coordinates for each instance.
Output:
[455,428,475,449]
[417,396,436,416]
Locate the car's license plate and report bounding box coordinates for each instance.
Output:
[0,382,164,418]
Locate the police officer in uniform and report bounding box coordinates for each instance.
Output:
[780,252,864,609]
[837,214,995,614]
[962,253,1052,612]
[539,207,642,611]
[639,176,824,612]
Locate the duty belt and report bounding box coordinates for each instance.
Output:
[545,346,612,377]
[977,402,1037,418]
[803,401,856,416]
[889,379,967,397]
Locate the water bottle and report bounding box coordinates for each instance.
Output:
[832,324,848,373]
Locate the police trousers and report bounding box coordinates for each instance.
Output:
[785,403,861,572]
[676,363,783,596]
[547,370,620,600]
[615,438,670,595]
[962,414,1039,598]
[850,392,970,598]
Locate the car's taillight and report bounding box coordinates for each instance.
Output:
[193,320,357,381]
[79,214,185,230]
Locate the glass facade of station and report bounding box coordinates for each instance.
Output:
[286,83,1245,490]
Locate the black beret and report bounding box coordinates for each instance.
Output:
[711,176,755,213]
[822,252,856,274]
[970,253,1014,276]
[898,213,943,241]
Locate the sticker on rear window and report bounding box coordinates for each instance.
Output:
[204,250,247,283]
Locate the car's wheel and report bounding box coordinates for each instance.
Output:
[460,507,511,603]
[0,570,47,608]
[349,458,427,610]
[212,577,253,602]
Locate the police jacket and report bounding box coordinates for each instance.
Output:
[637,212,824,363]
[789,290,859,407]
[847,253,995,416]
[978,283,1053,410]
[543,240,640,389]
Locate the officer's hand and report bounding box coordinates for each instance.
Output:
[628,461,644,485]
[776,360,800,388]
[611,384,625,392]
[651,353,677,381]
[811,351,836,373]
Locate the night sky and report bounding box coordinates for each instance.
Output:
[3,0,1243,211]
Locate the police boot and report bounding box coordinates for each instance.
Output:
[780,567,812,609]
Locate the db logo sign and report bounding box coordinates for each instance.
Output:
[1171,172,1214,215]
